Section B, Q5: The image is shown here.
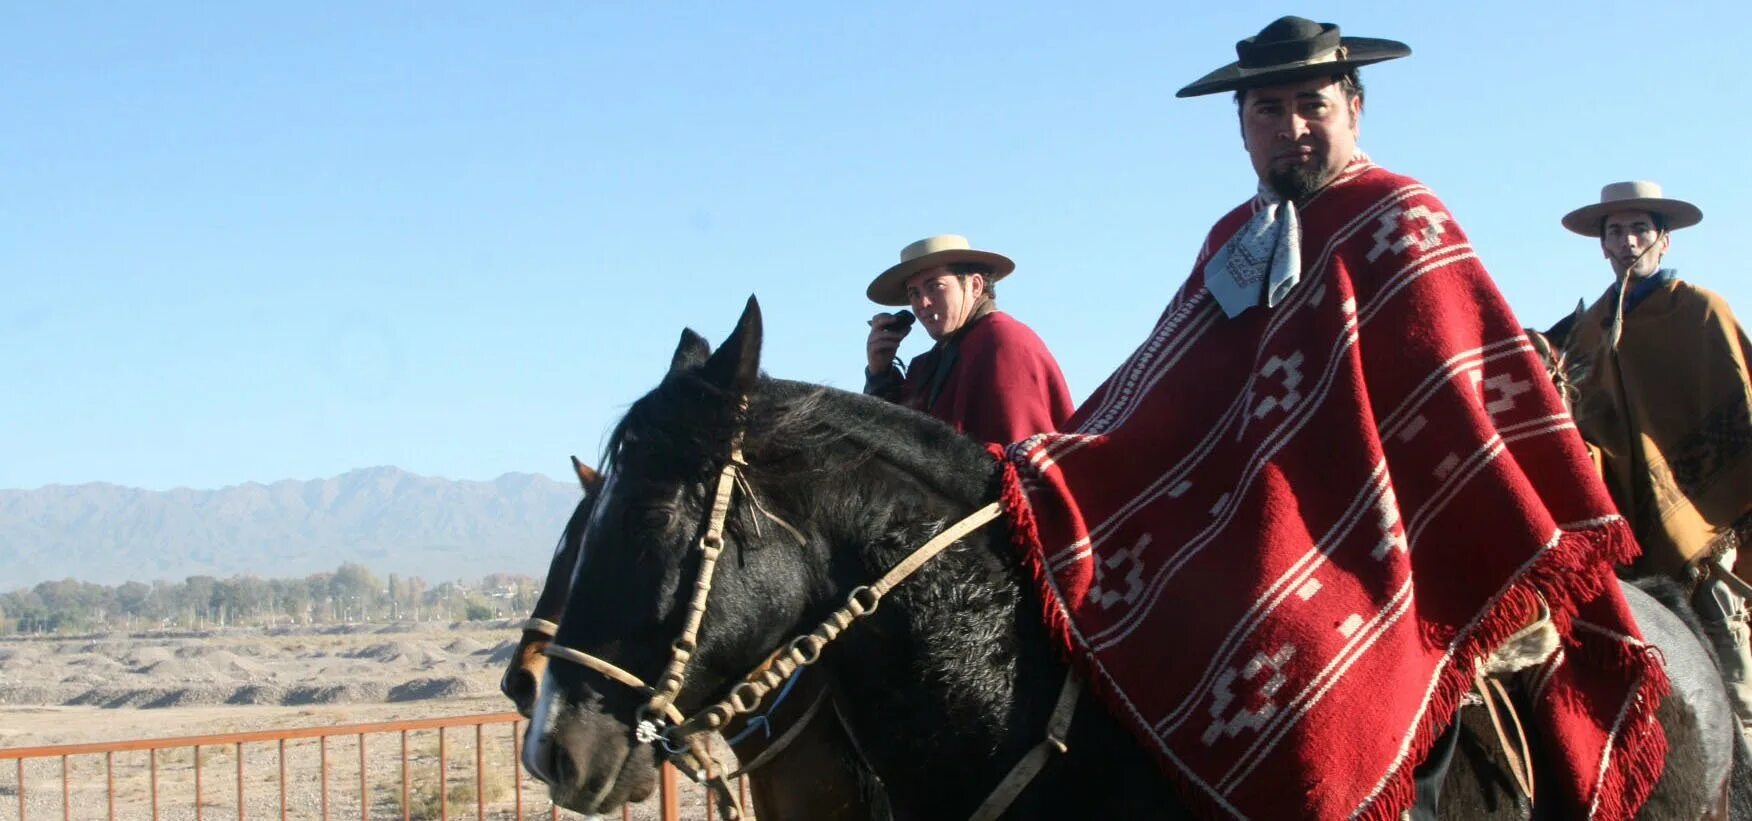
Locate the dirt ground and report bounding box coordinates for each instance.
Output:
[0,621,737,820]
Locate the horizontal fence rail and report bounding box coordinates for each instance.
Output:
[0,711,744,820]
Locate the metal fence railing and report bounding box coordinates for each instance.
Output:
[0,711,737,821]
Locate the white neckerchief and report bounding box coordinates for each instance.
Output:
[1203,183,1302,319]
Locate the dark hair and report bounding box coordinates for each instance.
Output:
[1233,70,1365,118]
[947,262,998,300]
[1598,211,1668,237]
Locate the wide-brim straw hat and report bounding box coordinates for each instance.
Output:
[1176,16,1410,98]
[1561,181,1703,237]
[866,235,1015,306]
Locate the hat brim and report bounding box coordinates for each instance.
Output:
[1175,37,1411,98]
[1561,198,1703,237]
[866,249,1015,306]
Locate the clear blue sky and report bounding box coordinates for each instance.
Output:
[4,2,1746,491]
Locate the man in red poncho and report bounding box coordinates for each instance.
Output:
[995,16,1670,819]
[862,234,1074,444]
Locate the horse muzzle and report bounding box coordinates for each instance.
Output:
[523,675,659,814]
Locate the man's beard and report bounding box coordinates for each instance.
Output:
[1266,161,1332,201]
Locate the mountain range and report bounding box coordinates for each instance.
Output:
[0,467,583,590]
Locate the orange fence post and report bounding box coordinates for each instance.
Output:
[437,728,448,821]
[358,734,367,821]
[278,739,287,821]
[319,735,329,821]
[512,722,524,820]
[400,730,410,821]
[236,742,245,821]
[660,763,679,821]
[195,744,204,821]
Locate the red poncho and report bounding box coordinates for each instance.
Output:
[878,310,1074,445]
[997,158,1668,819]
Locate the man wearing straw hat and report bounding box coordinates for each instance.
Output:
[992,16,1668,818]
[862,234,1074,444]
[1562,182,1752,741]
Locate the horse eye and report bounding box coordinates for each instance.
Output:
[639,507,676,531]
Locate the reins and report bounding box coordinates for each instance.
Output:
[541,399,1077,820]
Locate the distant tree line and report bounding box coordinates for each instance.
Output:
[0,563,543,635]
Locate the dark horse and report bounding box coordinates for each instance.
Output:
[524,299,1742,819]
[500,459,887,820]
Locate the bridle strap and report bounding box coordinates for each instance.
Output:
[725,682,830,778]
[969,670,1081,821]
[872,503,1005,597]
[522,618,559,637]
[675,501,1005,738]
[1474,668,1535,804]
[542,643,689,727]
[646,434,747,719]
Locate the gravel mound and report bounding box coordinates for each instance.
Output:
[0,684,63,705]
[444,637,488,655]
[67,687,160,708]
[125,646,176,668]
[283,682,389,705]
[226,684,287,705]
[0,648,41,672]
[345,641,447,665]
[141,687,230,709]
[63,654,126,672]
[485,640,518,664]
[387,677,482,702]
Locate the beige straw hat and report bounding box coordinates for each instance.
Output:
[1561,181,1702,237]
[866,235,1015,306]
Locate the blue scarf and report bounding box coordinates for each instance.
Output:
[1603,268,1676,319]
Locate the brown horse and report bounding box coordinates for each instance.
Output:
[500,457,886,820]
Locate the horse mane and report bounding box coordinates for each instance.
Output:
[602,370,999,509]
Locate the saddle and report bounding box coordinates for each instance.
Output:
[1412,596,1555,819]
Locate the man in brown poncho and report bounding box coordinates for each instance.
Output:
[1562,180,1752,742]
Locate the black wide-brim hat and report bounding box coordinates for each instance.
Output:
[1176,16,1410,98]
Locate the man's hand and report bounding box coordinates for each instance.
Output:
[866,311,912,374]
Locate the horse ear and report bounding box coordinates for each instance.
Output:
[570,456,603,494]
[671,329,712,373]
[700,296,763,396]
[1526,328,1556,364]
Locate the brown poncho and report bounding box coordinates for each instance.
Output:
[1567,277,1752,576]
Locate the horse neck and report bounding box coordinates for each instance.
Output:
[799,443,1068,815]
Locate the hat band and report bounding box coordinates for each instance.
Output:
[1246,44,1349,71]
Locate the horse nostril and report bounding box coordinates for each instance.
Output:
[506,671,538,718]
